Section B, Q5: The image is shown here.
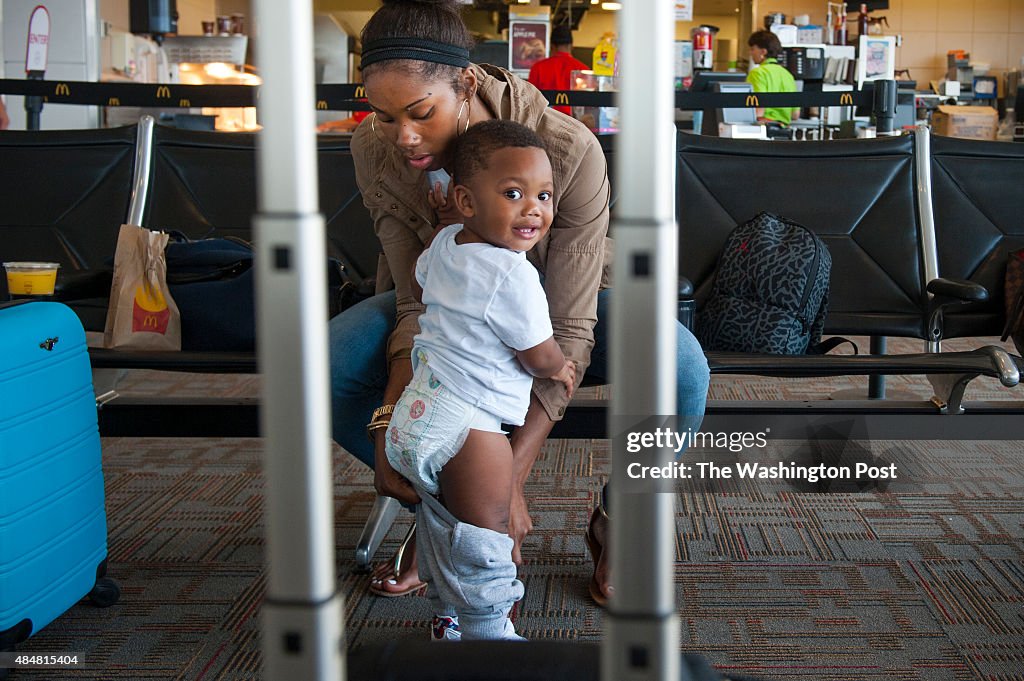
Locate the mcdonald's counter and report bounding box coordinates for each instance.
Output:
[101,63,260,132]
[571,70,620,134]
[177,63,260,132]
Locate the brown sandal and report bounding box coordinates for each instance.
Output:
[368,522,427,598]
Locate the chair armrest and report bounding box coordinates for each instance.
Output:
[678,277,696,331]
[926,277,990,343]
[981,345,1021,388]
[926,277,988,302]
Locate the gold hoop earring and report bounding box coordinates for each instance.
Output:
[456,99,470,136]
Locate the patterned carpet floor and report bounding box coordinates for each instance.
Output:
[11,337,1024,680]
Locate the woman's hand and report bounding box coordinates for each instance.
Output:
[427,181,462,228]
[550,360,577,399]
[373,431,421,505]
[508,487,532,565]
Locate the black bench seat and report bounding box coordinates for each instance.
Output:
[705,346,1019,384]
[89,347,259,374]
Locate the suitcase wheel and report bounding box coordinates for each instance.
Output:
[88,577,121,608]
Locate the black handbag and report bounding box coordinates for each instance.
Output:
[165,235,367,352]
[165,236,255,351]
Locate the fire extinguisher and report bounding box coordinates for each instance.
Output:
[691,25,718,71]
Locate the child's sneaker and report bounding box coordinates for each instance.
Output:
[499,618,526,641]
[430,615,461,641]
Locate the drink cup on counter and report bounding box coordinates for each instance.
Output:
[217,15,232,36]
[3,262,60,299]
[202,21,215,36]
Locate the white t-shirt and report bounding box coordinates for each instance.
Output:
[414,224,553,425]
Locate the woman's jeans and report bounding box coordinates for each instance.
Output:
[329,288,710,473]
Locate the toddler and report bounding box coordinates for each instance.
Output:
[385,120,575,641]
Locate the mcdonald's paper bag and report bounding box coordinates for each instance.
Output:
[103,224,182,350]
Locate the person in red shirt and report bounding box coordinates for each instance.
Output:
[527,25,588,117]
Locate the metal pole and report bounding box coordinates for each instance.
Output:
[872,79,898,135]
[25,73,43,131]
[914,124,941,353]
[24,6,50,131]
[252,1,344,679]
[604,0,681,679]
[868,336,887,398]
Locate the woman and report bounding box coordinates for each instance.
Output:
[329,0,710,606]
[746,30,798,126]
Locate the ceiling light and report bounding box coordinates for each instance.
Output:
[601,1,622,9]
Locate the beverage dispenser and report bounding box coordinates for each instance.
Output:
[691,25,718,71]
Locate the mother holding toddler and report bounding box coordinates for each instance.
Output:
[328,0,710,607]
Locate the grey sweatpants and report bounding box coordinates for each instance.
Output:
[416,491,524,640]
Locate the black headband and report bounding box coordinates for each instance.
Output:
[361,37,471,69]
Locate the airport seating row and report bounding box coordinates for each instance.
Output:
[2,120,1022,416]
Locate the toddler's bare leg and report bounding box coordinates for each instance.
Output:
[438,429,513,532]
[432,428,522,639]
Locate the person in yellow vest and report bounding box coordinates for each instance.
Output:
[746,30,799,126]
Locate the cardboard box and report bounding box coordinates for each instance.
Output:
[931,105,998,140]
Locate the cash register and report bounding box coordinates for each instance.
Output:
[689,71,767,139]
[713,82,769,139]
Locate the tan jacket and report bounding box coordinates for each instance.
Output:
[351,64,612,420]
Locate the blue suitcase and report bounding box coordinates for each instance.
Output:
[0,301,119,675]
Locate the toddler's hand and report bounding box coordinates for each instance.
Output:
[427,181,462,228]
[551,360,576,399]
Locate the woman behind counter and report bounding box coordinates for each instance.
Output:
[746,29,799,126]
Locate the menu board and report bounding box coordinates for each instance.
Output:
[509,21,549,73]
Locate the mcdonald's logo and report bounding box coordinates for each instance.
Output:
[354,85,365,98]
[745,94,759,107]
[555,92,569,106]
[317,100,328,110]
[156,86,171,99]
[54,83,70,96]
[179,98,191,107]
[141,315,159,329]
[839,92,854,105]
[108,97,120,106]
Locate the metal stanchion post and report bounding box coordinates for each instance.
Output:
[604,0,681,679]
[25,73,44,131]
[873,79,899,136]
[252,1,344,679]
[24,6,50,131]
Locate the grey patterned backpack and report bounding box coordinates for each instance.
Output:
[697,212,834,355]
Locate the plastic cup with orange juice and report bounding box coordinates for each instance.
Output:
[3,262,61,298]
